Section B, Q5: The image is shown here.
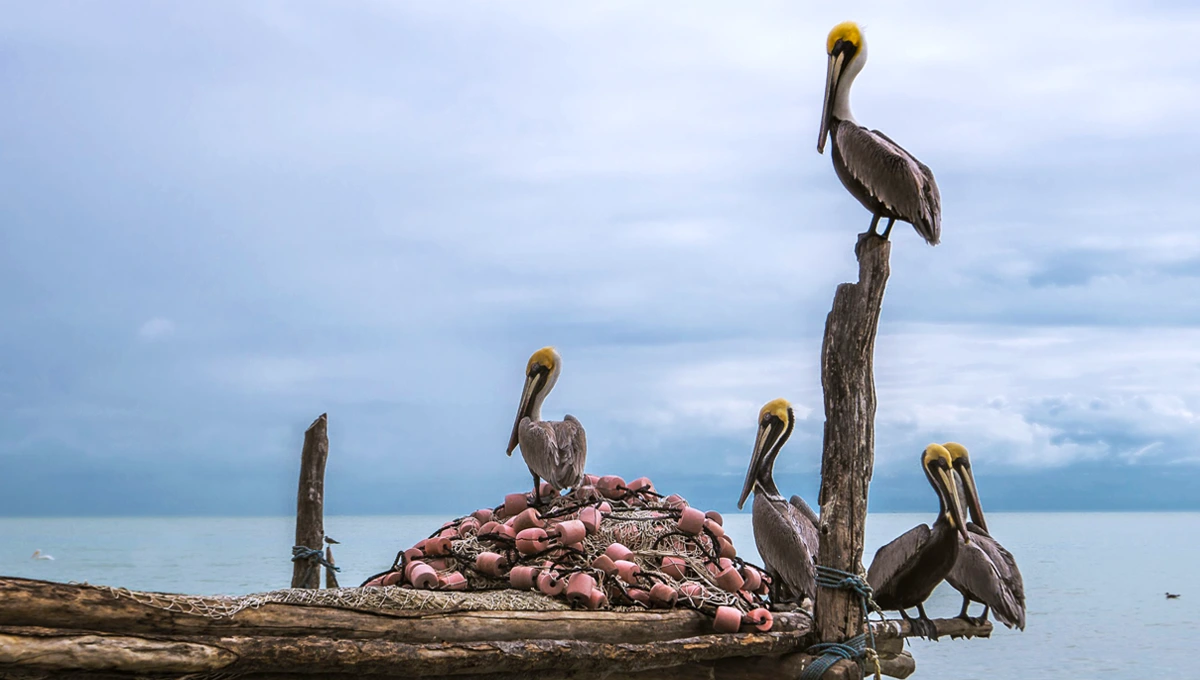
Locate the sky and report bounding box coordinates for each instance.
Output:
[2,1,1200,516]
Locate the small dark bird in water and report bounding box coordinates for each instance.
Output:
[1166,592,1181,599]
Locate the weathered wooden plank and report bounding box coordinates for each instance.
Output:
[815,234,891,651]
[292,414,329,589]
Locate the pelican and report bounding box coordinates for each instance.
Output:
[506,346,587,505]
[943,442,1027,630]
[817,21,942,245]
[736,398,819,606]
[867,444,969,640]
[31,550,55,561]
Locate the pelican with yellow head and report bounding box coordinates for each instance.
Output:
[866,444,970,640]
[737,398,820,604]
[506,347,587,505]
[818,21,942,245]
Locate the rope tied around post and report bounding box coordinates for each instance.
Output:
[292,543,341,588]
[800,565,883,680]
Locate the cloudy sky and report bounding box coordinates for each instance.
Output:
[3,1,1199,516]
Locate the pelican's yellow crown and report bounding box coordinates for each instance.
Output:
[759,398,792,425]
[826,21,862,54]
[922,443,952,467]
[943,442,970,462]
[526,346,557,374]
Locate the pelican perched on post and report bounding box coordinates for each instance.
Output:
[943,442,1026,630]
[737,398,819,605]
[867,444,970,639]
[506,347,587,505]
[817,21,942,245]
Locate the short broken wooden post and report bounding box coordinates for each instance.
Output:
[324,545,340,589]
[814,234,892,677]
[291,413,329,589]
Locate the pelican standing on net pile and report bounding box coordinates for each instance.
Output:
[506,347,587,506]
[817,21,942,245]
[867,444,970,640]
[736,398,819,605]
[943,442,1027,630]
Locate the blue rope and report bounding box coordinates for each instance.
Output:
[799,566,881,680]
[291,545,341,572]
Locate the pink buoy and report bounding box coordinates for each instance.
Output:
[566,572,597,606]
[458,518,480,537]
[664,494,687,509]
[408,562,439,590]
[614,559,641,584]
[475,551,508,577]
[579,506,603,534]
[512,508,544,532]
[425,537,452,557]
[677,507,705,535]
[509,565,538,590]
[438,571,468,591]
[554,519,587,545]
[604,543,634,563]
[705,510,724,526]
[588,588,608,610]
[592,554,618,575]
[746,607,773,632]
[472,508,494,524]
[538,481,557,500]
[495,523,516,539]
[718,536,737,559]
[627,476,654,494]
[741,566,762,592]
[649,583,677,607]
[705,562,719,577]
[439,527,458,540]
[404,547,424,563]
[503,492,528,518]
[583,473,600,486]
[678,582,706,605]
[381,571,405,587]
[597,475,626,499]
[478,521,501,536]
[718,557,734,571]
[572,485,602,502]
[364,576,384,587]
[626,588,651,605]
[715,566,746,593]
[712,605,743,633]
[413,539,428,552]
[537,570,565,596]
[515,527,550,555]
[661,556,687,579]
[704,518,726,538]
[425,558,450,571]
[598,501,613,514]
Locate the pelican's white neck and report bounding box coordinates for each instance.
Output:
[528,361,561,422]
[832,41,867,123]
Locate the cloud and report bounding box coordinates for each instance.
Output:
[137,318,175,341]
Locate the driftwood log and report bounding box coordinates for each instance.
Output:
[814,234,892,677]
[292,414,329,589]
[0,578,991,679]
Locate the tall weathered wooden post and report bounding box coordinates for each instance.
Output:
[291,413,329,589]
[813,234,891,676]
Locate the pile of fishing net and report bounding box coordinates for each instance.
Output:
[360,474,777,633]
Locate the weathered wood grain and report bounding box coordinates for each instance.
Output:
[292,414,329,589]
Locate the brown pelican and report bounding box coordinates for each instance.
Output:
[817,21,942,245]
[943,442,1027,630]
[736,398,819,605]
[867,444,969,639]
[506,346,587,505]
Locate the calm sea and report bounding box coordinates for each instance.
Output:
[1,512,1195,678]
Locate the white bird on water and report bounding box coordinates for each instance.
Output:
[31,550,55,561]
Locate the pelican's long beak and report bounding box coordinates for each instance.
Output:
[955,463,988,534]
[506,373,542,456]
[817,52,844,154]
[737,423,777,510]
[935,465,971,544]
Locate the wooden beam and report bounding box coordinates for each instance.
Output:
[292,414,329,589]
[814,235,892,648]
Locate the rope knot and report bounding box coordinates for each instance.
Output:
[291,545,341,572]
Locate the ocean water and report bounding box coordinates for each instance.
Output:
[2,512,1195,678]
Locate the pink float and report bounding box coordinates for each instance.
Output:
[718,558,734,571]
[661,556,687,579]
[598,501,613,514]
[579,506,603,534]
[458,518,480,537]
[503,492,528,517]
[364,576,384,587]
[587,588,608,610]
[573,485,602,502]
[408,562,438,589]
[626,588,651,605]
[677,506,705,535]
[715,566,745,593]
[512,508,544,532]
[678,582,706,604]
[515,528,550,555]
[438,527,458,540]
[592,554,618,575]
[478,521,501,536]
[664,494,687,509]
[604,543,634,562]
[613,559,641,584]
[741,566,762,592]
[475,551,508,577]
[597,475,626,499]
[712,605,743,633]
[746,608,773,632]
[553,519,587,545]
[649,583,677,607]
[627,476,654,494]
[438,571,468,591]
[717,536,737,559]
[538,481,557,499]
[537,570,565,596]
[566,572,597,606]
[583,473,600,486]
[381,571,404,586]
[472,508,494,524]
[509,566,538,589]
[705,510,724,526]
[403,547,424,563]
[704,518,726,538]
[424,558,450,571]
[424,537,452,556]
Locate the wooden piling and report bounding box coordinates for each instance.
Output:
[325,546,340,589]
[814,234,892,668]
[291,414,329,589]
